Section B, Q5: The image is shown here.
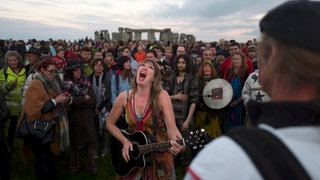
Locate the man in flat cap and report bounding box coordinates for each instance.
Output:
[185,1,320,179]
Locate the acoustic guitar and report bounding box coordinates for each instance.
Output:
[110,129,210,176]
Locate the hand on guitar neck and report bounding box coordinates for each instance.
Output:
[170,139,185,156]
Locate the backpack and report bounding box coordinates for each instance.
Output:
[226,128,311,180]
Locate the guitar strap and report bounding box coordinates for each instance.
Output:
[152,109,158,140]
[226,128,311,180]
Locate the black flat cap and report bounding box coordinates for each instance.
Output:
[260,0,320,53]
[26,47,40,56]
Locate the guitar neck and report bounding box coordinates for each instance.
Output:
[138,139,185,154]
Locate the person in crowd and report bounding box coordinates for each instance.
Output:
[9,40,26,60]
[106,59,185,179]
[101,41,115,58]
[53,46,67,71]
[105,52,115,68]
[93,50,103,60]
[176,45,186,56]
[111,56,133,129]
[0,40,8,69]
[216,40,230,58]
[163,47,175,69]
[247,45,258,70]
[121,47,138,75]
[88,59,112,158]
[80,46,93,76]
[223,51,250,130]
[215,55,226,78]
[220,42,254,77]
[145,49,157,61]
[25,47,41,76]
[185,1,320,179]
[194,61,221,139]
[202,49,213,63]
[164,54,199,173]
[20,58,70,180]
[134,45,146,64]
[0,51,26,153]
[63,60,97,175]
[242,70,271,126]
[192,55,203,75]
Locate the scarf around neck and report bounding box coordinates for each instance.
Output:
[92,74,103,107]
[35,72,70,151]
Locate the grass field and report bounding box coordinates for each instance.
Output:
[8,138,184,180]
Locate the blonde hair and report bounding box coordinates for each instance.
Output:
[5,51,24,69]
[131,59,163,114]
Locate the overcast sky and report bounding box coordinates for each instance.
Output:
[0,0,291,42]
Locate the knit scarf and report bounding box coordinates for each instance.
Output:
[92,74,103,107]
[35,72,70,151]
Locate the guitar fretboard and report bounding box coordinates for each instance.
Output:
[138,139,185,154]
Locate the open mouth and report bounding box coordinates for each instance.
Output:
[140,72,147,78]
[139,71,147,80]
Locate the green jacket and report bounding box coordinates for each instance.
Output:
[0,67,26,116]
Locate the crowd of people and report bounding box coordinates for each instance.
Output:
[1,1,319,178]
[0,34,262,179]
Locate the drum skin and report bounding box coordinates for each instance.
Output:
[202,79,233,109]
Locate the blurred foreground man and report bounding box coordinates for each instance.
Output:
[185,1,320,179]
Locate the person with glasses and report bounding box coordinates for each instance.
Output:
[20,58,70,179]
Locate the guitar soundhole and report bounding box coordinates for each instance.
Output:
[130,142,141,160]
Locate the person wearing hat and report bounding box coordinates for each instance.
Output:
[185,1,320,179]
[247,45,258,70]
[25,46,40,76]
[63,59,98,175]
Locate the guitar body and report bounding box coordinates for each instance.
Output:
[110,130,149,176]
[110,129,210,177]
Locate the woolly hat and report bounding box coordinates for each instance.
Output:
[248,45,257,53]
[64,60,82,71]
[260,0,320,53]
[116,56,130,71]
[26,47,40,56]
[39,46,50,55]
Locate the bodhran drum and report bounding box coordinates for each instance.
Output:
[202,79,233,109]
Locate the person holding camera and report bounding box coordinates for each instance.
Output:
[21,58,70,180]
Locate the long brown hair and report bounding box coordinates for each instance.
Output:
[224,51,248,83]
[196,61,218,79]
[131,59,163,114]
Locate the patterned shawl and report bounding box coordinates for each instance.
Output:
[35,72,70,151]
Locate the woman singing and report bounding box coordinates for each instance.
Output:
[107,59,185,179]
